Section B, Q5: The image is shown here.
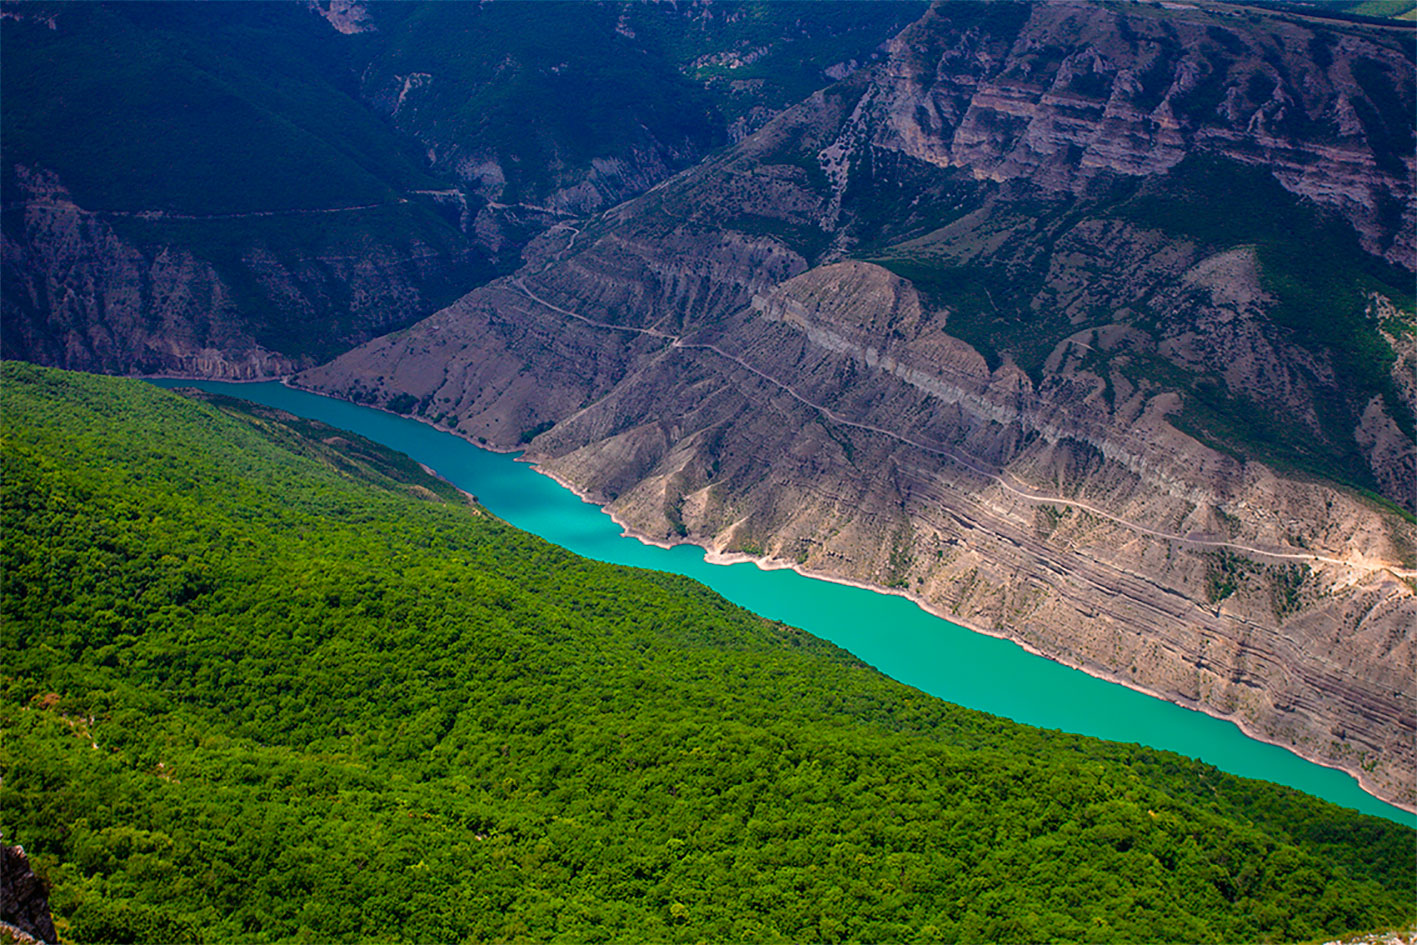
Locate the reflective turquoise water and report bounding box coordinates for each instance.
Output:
[156,379,1414,825]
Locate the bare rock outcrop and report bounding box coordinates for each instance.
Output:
[857,1,1415,264]
[1,167,474,378]
[1,843,56,945]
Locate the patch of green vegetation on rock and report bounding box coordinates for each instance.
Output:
[656,2,927,120]
[1113,155,1415,440]
[865,155,1413,508]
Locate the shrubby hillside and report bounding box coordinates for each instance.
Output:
[2,363,1413,943]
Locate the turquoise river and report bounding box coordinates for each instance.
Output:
[157,379,1414,826]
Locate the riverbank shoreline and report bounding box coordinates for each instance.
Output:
[168,375,1413,818]
[525,459,1415,817]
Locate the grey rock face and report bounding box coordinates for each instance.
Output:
[1,843,57,945]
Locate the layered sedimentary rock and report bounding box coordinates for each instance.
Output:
[864,2,1414,265]
[302,2,1416,806]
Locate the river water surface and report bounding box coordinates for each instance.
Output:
[156,379,1414,825]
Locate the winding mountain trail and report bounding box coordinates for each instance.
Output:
[14,192,445,222]
[510,278,1417,579]
[101,201,396,221]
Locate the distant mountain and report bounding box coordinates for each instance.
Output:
[2,362,1413,942]
[1,0,918,375]
[1,1,476,376]
[351,2,927,212]
[296,0,1417,807]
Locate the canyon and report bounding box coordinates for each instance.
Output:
[296,2,1417,806]
[5,0,1414,806]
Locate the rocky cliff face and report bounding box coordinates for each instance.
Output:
[300,1,1417,807]
[1,843,56,945]
[858,1,1415,265]
[1,167,479,377]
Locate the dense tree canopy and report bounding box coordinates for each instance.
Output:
[2,363,1412,943]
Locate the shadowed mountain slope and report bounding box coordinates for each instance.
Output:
[1,1,918,376]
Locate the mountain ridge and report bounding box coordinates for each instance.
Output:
[0,0,921,376]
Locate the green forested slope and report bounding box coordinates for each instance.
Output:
[1,363,1412,944]
[0,3,436,215]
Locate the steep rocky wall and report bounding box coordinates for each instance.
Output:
[1,168,476,377]
[857,1,1415,264]
[1,843,56,945]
